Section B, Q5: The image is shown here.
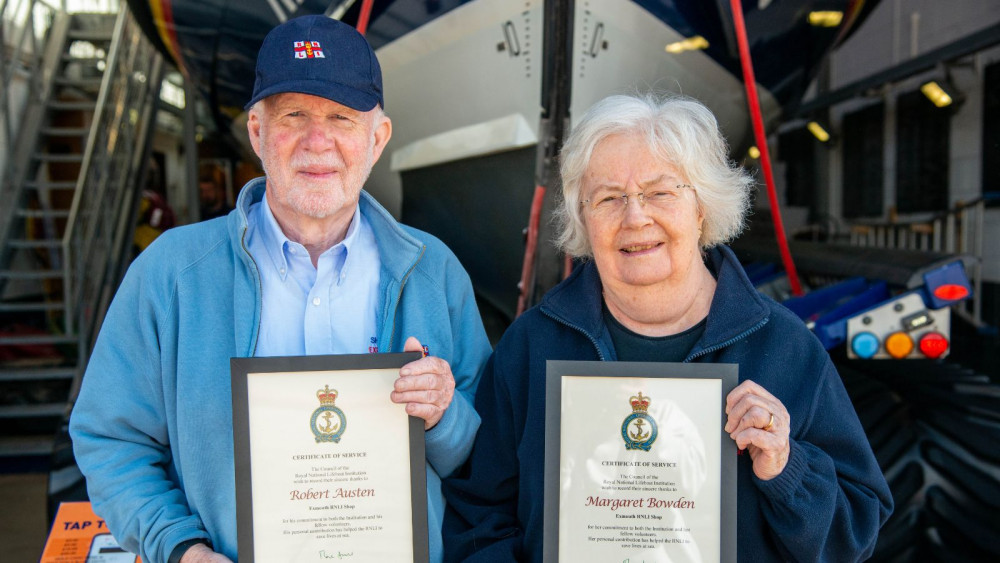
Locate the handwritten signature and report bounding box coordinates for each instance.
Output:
[318,550,353,559]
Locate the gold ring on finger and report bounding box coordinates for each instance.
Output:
[762,412,775,431]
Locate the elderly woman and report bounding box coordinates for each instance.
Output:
[442,94,892,562]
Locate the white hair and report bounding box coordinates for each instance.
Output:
[555,93,754,258]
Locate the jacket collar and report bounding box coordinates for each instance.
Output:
[357,190,425,284]
[231,177,264,267]
[540,245,769,358]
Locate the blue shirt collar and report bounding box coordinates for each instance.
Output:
[257,193,364,282]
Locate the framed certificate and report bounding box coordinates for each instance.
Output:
[231,353,428,562]
[543,361,738,563]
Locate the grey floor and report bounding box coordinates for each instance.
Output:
[0,472,50,561]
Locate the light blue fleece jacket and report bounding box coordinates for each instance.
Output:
[69,178,491,562]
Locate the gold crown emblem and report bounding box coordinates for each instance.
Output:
[317,385,338,406]
[630,392,651,413]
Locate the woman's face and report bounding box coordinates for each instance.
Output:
[582,133,704,291]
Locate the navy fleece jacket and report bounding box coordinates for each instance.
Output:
[443,245,892,562]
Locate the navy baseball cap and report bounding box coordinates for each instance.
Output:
[245,15,383,111]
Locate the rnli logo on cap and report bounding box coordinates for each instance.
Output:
[293,41,325,59]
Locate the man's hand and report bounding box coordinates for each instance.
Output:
[179,543,232,563]
[391,337,456,429]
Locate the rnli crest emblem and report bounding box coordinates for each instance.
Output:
[310,385,346,443]
[293,40,325,59]
[621,392,657,451]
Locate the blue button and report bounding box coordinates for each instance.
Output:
[851,332,880,359]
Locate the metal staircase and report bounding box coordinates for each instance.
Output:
[0,4,164,457]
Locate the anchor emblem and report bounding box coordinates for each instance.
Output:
[310,385,347,443]
[621,392,658,451]
[319,411,340,434]
[629,417,650,441]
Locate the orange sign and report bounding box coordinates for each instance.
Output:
[40,502,140,562]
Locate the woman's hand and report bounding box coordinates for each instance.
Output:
[724,380,790,480]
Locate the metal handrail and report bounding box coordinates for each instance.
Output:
[59,7,125,338]
[61,6,162,369]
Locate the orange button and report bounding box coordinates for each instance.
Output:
[885,332,914,359]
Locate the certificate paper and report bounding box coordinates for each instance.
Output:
[232,353,428,563]
[544,361,738,563]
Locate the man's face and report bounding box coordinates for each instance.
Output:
[247,92,391,223]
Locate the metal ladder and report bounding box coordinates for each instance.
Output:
[0,5,164,457]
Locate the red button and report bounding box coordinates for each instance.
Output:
[933,284,969,301]
[919,332,949,359]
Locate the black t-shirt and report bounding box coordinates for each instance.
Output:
[603,303,706,362]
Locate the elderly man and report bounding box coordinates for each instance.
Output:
[70,15,490,563]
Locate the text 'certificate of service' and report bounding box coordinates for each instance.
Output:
[544,361,737,563]
[232,353,428,563]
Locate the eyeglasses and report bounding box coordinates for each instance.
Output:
[581,184,694,217]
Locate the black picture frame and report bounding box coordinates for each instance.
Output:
[543,360,738,562]
[231,352,427,562]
